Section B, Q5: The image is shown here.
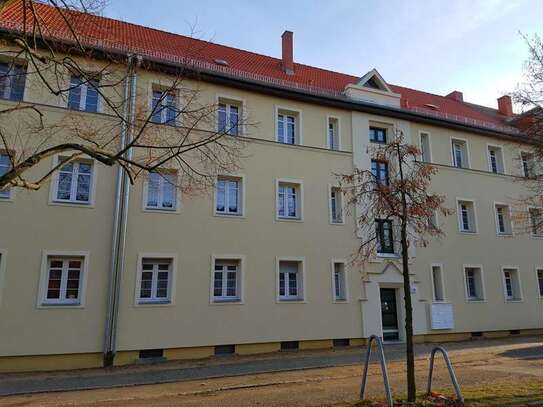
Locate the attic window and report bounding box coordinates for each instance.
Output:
[213,59,229,66]
[364,77,381,89]
[424,103,439,110]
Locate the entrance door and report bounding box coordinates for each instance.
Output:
[380,288,399,341]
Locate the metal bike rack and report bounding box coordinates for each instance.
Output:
[360,335,393,407]
[427,346,464,404]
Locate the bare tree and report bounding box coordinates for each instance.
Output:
[339,130,452,404]
[511,34,543,235]
[0,0,248,196]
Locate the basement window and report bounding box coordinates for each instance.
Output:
[139,349,164,359]
[280,341,299,351]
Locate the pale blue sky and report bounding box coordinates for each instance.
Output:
[103,0,542,109]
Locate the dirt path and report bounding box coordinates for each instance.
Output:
[1,337,543,406]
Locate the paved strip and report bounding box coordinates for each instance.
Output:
[1,337,542,397]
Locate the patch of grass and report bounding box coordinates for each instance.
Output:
[335,381,543,406]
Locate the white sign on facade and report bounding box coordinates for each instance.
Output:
[430,303,454,330]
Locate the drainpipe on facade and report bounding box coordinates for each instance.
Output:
[103,54,141,367]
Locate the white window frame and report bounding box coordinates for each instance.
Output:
[143,171,179,212]
[0,151,13,202]
[501,266,523,302]
[418,131,432,163]
[430,263,446,302]
[494,202,513,236]
[0,61,27,101]
[535,267,543,300]
[331,259,349,303]
[520,150,534,178]
[0,249,7,306]
[214,174,245,217]
[528,206,543,238]
[216,94,245,136]
[326,115,341,150]
[37,250,89,308]
[276,178,304,222]
[463,264,485,302]
[328,185,345,225]
[486,143,506,174]
[149,85,179,126]
[450,137,470,169]
[49,155,97,207]
[276,257,306,303]
[135,253,177,306]
[66,75,101,113]
[456,198,478,234]
[210,254,245,304]
[275,105,302,145]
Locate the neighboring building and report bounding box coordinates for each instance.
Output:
[0,3,542,372]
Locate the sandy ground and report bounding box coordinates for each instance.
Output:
[1,337,543,406]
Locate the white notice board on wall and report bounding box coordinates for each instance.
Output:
[430,303,454,330]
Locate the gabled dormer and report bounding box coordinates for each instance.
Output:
[344,69,401,108]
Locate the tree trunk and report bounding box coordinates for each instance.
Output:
[401,216,416,403]
[397,143,416,403]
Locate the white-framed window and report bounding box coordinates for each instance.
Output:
[327,116,340,150]
[331,260,348,302]
[376,219,395,254]
[211,257,243,303]
[502,267,522,301]
[369,126,387,143]
[67,76,99,113]
[494,203,513,235]
[145,171,177,211]
[136,256,174,304]
[151,88,177,125]
[537,268,543,299]
[276,107,301,145]
[215,175,243,216]
[520,151,534,178]
[53,157,94,205]
[529,207,543,237]
[0,153,12,199]
[419,131,431,162]
[464,266,484,301]
[218,101,240,135]
[451,138,469,169]
[487,145,505,174]
[277,258,305,302]
[431,264,445,302]
[0,62,26,101]
[329,186,344,224]
[371,159,389,185]
[457,199,477,233]
[38,251,89,307]
[276,179,303,221]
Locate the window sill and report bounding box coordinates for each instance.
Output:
[377,253,399,258]
[143,207,179,214]
[497,232,513,237]
[214,212,245,219]
[466,298,486,303]
[330,220,345,226]
[211,298,243,305]
[49,200,94,209]
[276,217,303,223]
[135,300,173,307]
[531,235,543,240]
[39,302,83,309]
[505,299,524,303]
[333,299,350,304]
[0,196,14,203]
[277,298,306,303]
[459,230,478,235]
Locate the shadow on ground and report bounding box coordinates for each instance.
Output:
[498,345,543,360]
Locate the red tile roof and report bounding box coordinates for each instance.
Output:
[0,1,518,133]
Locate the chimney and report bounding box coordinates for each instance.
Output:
[446,90,463,102]
[281,30,294,75]
[497,95,513,116]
